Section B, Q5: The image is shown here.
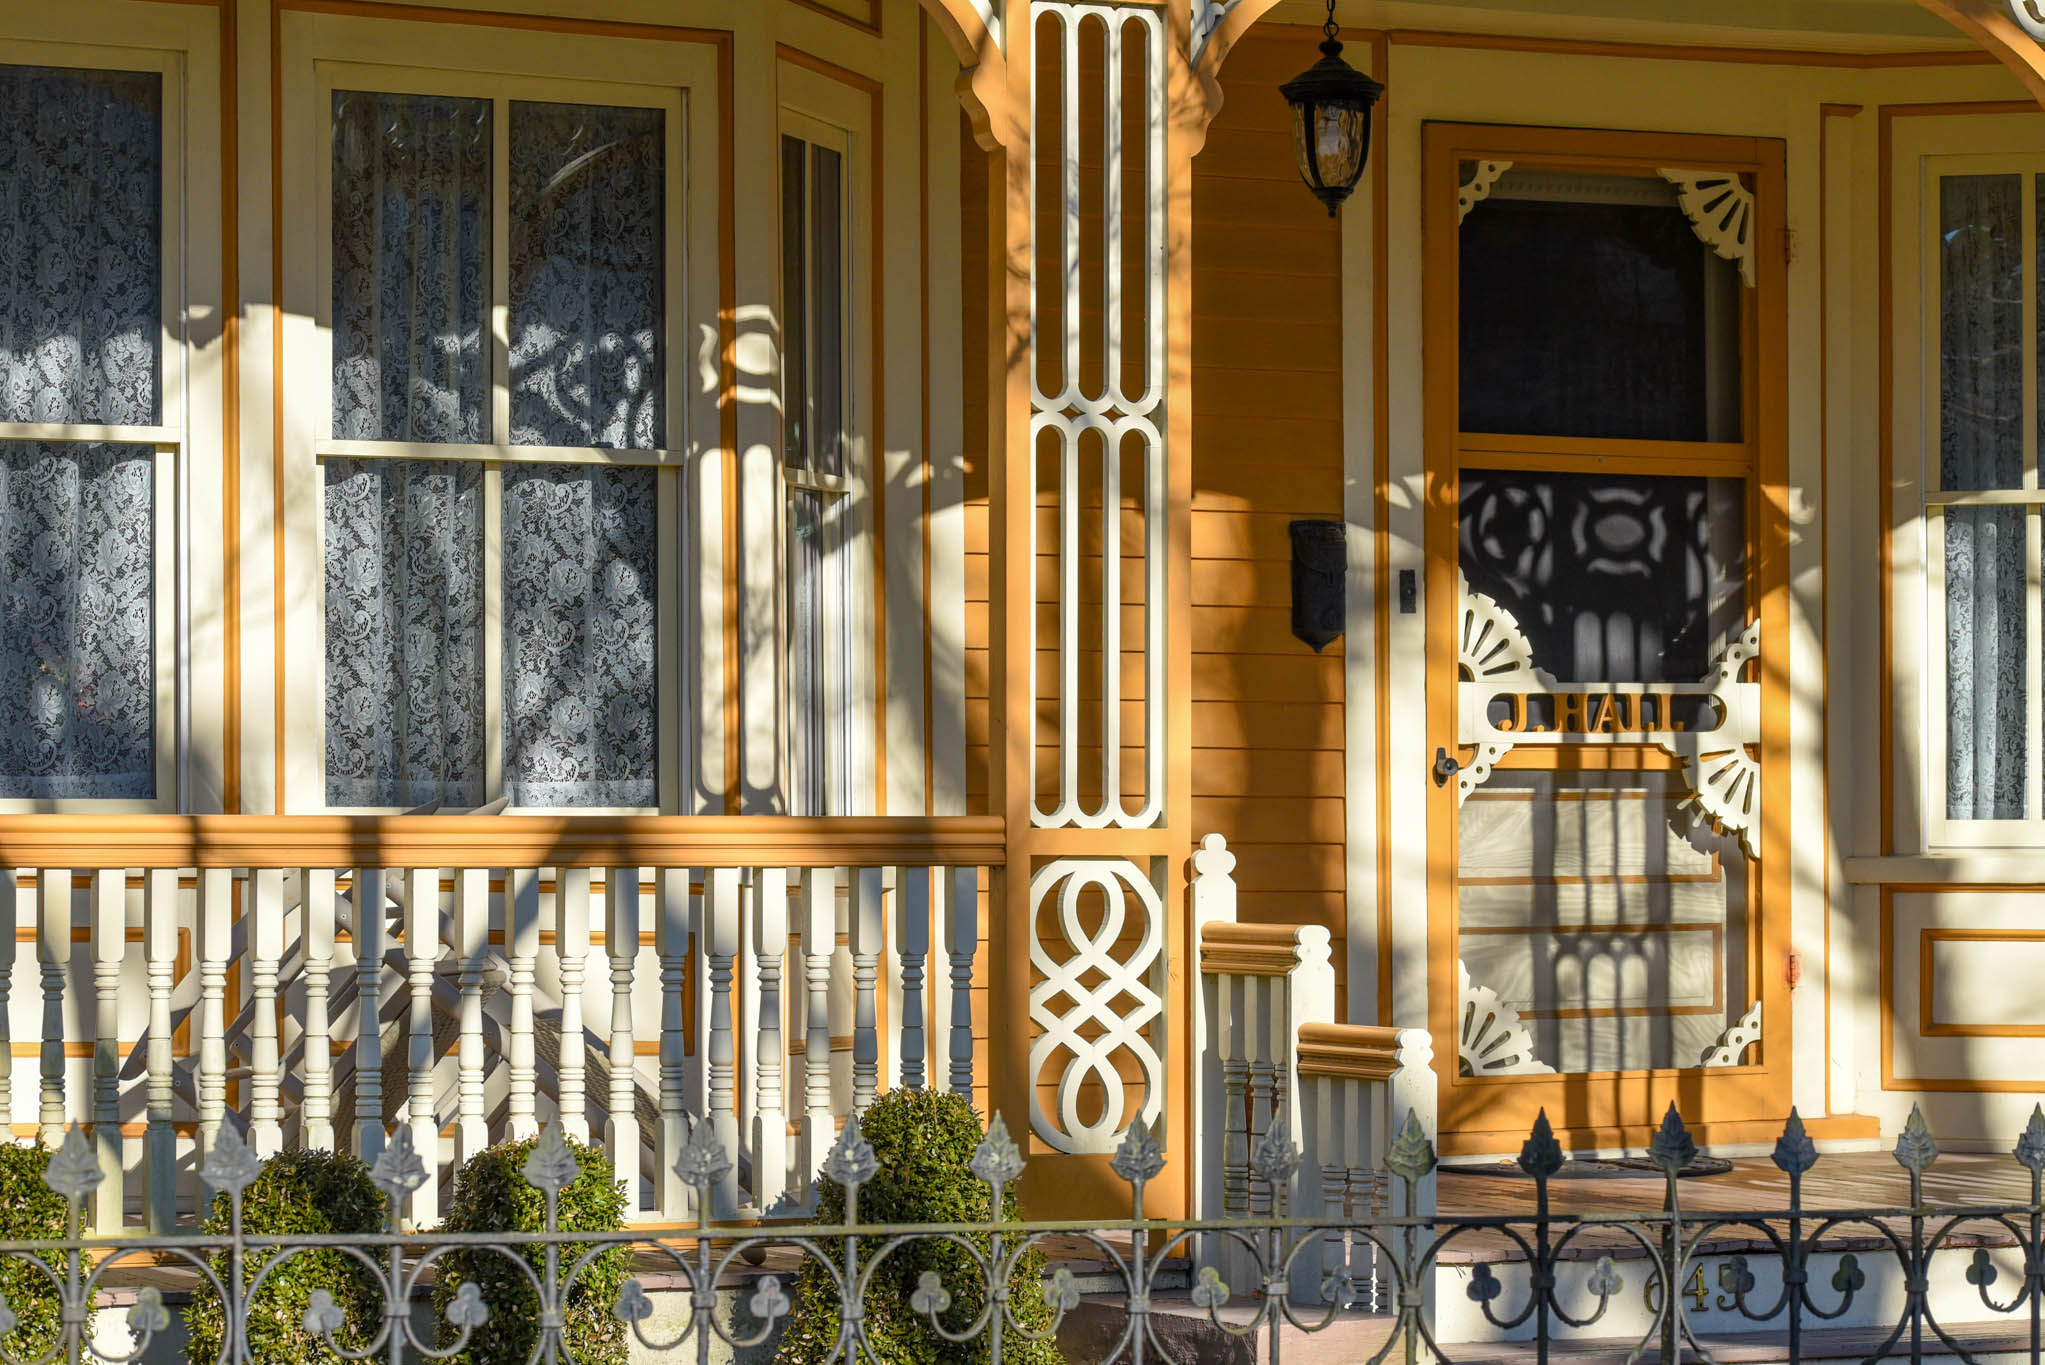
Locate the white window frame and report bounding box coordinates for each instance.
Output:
[0,12,221,814]
[278,14,723,815]
[772,65,876,818]
[1894,116,2045,851]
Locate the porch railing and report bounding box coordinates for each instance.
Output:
[0,814,1001,1230]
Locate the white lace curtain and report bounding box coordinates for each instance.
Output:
[1940,174,2029,821]
[501,466,656,808]
[0,65,161,799]
[332,91,488,443]
[324,91,663,808]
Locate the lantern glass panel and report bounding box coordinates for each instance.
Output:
[1292,102,1369,194]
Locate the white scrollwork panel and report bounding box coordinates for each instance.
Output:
[1030,3,1169,831]
[1455,574,1764,856]
[1027,858,1167,1153]
[2010,0,2045,42]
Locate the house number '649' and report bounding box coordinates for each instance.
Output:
[1642,1263,1738,1314]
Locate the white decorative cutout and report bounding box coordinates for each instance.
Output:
[1659,169,1756,287]
[1458,160,1513,223]
[1027,859,1167,1154]
[1700,999,1762,1067]
[1460,581,1545,682]
[1455,574,1764,856]
[1679,619,1763,858]
[1458,961,1554,1076]
[1030,4,1169,832]
[1455,584,1550,803]
[2010,0,2045,42]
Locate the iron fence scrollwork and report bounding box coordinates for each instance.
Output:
[2,1102,2045,1361]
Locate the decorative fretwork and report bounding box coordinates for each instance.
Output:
[1457,960,1554,1077]
[1030,3,1169,831]
[1659,168,1756,287]
[1027,858,1167,1153]
[1458,159,1513,223]
[1701,998,1763,1067]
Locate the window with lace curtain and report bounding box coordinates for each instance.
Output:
[1924,164,2045,844]
[0,57,177,806]
[317,78,682,811]
[779,118,855,817]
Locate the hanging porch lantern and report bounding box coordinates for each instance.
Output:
[1279,0,1384,217]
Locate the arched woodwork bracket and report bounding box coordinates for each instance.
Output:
[1915,1,2045,107]
[914,0,1014,149]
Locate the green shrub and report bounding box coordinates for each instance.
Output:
[432,1133,628,1365]
[777,1090,1065,1365]
[183,1147,387,1365]
[0,1140,95,1360]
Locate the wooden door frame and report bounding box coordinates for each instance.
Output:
[1420,121,1793,1156]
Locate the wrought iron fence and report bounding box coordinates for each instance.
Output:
[6,1103,2045,1362]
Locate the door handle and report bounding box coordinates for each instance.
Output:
[1433,747,1461,787]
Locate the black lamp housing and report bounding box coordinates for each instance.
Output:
[1279,9,1384,218]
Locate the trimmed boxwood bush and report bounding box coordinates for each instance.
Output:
[431,1133,628,1365]
[183,1147,386,1365]
[0,1141,95,1361]
[777,1089,1065,1365]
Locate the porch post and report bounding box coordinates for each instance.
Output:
[984,0,1214,1218]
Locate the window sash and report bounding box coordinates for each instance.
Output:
[311,63,688,813]
[315,64,685,466]
[779,116,857,818]
[0,41,188,812]
[1924,154,2045,845]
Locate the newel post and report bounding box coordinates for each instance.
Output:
[1190,833,1237,1226]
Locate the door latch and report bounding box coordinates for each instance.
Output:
[1432,747,1461,787]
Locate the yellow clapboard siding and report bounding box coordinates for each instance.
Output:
[1189,27,1348,1011]
[963,649,1338,705]
[1192,747,1346,798]
[1191,796,1348,845]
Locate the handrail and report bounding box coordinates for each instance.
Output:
[0,814,1006,869]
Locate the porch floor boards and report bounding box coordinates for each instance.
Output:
[1432,1152,2036,1263]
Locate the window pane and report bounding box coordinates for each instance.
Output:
[0,443,153,798]
[323,458,484,807]
[787,487,827,815]
[1459,469,1747,684]
[1940,174,2023,491]
[1459,169,1742,443]
[0,66,161,426]
[502,465,657,806]
[781,135,808,472]
[811,145,845,479]
[510,102,664,449]
[332,92,490,444]
[1946,505,2028,820]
